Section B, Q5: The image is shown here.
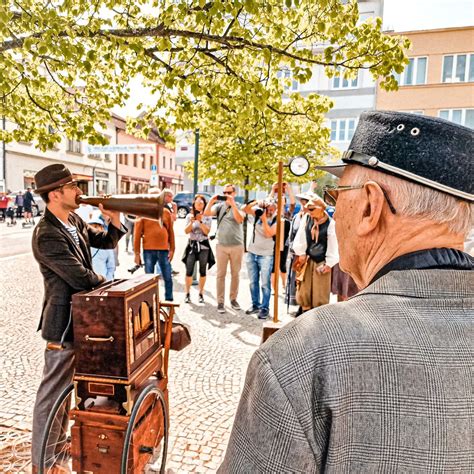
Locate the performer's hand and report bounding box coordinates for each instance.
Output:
[134,254,141,265]
[168,250,174,261]
[99,204,121,229]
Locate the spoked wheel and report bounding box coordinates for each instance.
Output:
[38,384,74,474]
[121,385,168,474]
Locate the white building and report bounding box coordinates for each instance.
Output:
[295,0,384,153]
[3,121,118,195]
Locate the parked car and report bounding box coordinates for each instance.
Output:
[174,192,213,218]
[8,191,45,217]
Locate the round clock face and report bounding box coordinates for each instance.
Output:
[289,156,309,176]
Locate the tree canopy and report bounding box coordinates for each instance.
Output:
[1,0,409,184]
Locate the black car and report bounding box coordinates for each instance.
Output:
[174,192,213,218]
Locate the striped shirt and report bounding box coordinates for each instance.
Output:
[57,217,80,246]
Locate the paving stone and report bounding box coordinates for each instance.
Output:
[0,219,297,471]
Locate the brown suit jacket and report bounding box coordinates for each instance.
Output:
[32,208,125,342]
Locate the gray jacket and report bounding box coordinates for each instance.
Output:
[219,269,473,473]
[32,208,125,342]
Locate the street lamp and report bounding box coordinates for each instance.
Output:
[193,129,200,195]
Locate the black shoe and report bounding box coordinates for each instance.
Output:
[217,303,226,314]
[171,270,179,276]
[294,306,304,318]
[230,300,241,311]
[199,294,204,303]
[184,294,191,303]
[258,309,270,320]
[245,306,259,315]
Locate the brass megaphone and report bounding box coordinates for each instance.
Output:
[78,192,166,222]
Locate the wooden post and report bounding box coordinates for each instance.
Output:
[272,160,284,323]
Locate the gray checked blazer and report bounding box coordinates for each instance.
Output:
[219,269,473,473]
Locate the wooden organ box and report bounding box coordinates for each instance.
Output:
[71,274,164,414]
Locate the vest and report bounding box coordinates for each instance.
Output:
[305,217,330,263]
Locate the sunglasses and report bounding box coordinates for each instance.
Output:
[222,191,233,195]
[323,184,397,214]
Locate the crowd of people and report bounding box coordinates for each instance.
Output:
[25,109,473,472]
[78,181,359,320]
[0,188,36,226]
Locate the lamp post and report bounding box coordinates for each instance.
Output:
[193,129,200,195]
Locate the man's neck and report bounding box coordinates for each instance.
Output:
[47,204,71,224]
[357,219,465,288]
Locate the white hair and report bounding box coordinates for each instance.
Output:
[349,166,473,235]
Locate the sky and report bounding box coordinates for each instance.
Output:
[114,0,474,117]
[383,0,474,32]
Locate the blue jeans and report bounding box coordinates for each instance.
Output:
[143,249,173,301]
[92,248,116,281]
[246,252,273,311]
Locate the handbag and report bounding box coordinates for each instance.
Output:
[160,319,191,351]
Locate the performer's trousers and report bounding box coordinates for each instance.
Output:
[31,342,75,467]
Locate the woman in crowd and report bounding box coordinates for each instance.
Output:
[292,196,338,312]
[182,194,214,303]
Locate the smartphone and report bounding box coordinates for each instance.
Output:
[216,195,228,201]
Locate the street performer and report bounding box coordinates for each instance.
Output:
[30,164,126,473]
[219,111,473,472]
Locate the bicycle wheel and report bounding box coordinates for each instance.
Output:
[121,384,168,474]
[38,384,74,474]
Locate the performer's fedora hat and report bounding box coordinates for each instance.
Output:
[34,164,78,194]
[316,110,473,202]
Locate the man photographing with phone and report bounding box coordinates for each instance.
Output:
[204,184,245,314]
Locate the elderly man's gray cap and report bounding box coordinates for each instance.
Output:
[316,110,473,202]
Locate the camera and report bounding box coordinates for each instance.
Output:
[254,198,275,220]
[128,264,142,274]
[216,195,228,201]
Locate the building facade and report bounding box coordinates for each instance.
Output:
[376,26,473,128]
[3,121,118,195]
[297,0,385,152]
[114,115,184,195]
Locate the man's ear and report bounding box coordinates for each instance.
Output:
[355,182,386,237]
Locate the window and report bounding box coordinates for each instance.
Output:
[442,53,474,83]
[439,109,474,128]
[395,57,427,86]
[67,139,82,154]
[330,118,357,142]
[133,154,138,167]
[142,154,146,169]
[332,67,358,89]
[162,156,166,169]
[277,68,299,91]
[169,157,173,169]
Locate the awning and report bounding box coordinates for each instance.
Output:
[75,174,93,181]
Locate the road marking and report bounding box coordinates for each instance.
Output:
[0,252,32,261]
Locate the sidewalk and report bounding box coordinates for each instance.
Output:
[0,218,296,472]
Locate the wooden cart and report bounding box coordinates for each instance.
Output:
[38,275,178,474]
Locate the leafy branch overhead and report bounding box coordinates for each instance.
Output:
[0,0,409,153]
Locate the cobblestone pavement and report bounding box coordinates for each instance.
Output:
[0,218,295,472]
